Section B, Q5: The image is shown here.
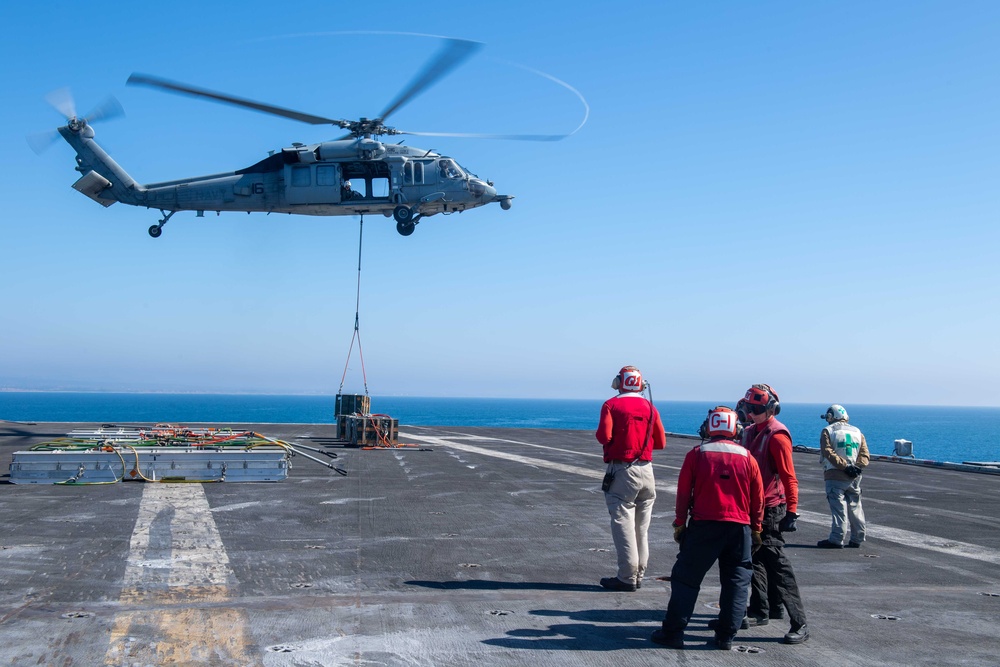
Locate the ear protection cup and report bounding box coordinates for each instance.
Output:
[735,398,750,425]
[763,383,781,415]
[698,419,710,440]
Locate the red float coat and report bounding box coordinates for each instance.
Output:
[741,417,799,513]
[674,439,764,532]
[595,394,666,463]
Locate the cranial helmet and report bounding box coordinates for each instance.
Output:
[700,406,740,439]
[611,366,644,393]
[744,383,780,415]
[344,180,352,188]
[822,404,849,423]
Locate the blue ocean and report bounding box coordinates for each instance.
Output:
[1,392,997,465]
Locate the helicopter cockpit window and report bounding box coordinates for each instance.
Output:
[439,159,464,180]
[291,165,310,187]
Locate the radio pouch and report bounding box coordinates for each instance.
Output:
[601,470,615,492]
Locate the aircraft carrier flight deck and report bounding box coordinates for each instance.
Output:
[1,421,998,666]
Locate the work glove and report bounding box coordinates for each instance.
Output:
[673,523,686,543]
[778,512,798,532]
[751,530,762,553]
[844,464,862,479]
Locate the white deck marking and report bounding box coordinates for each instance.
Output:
[122,484,232,588]
[402,434,678,495]
[402,431,1000,567]
[104,483,251,665]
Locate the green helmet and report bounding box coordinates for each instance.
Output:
[822,404,849,423]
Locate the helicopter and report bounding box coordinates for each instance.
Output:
[37,39,572,238]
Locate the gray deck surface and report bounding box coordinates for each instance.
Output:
[1,421,999,666]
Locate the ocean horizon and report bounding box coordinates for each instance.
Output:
[1,392,997,465]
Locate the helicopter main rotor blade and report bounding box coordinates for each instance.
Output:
[377,38,482,123]
[127,73,344,126]
[399,129,568,142]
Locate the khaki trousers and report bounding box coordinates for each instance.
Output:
[604,460,656,585]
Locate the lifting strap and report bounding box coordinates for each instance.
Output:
[338,216,369,396]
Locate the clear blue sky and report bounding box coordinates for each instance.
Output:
[2,1,998,406]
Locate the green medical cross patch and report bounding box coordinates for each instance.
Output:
[841,433,858,458]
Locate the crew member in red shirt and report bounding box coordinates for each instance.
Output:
[651,406,763,650]
[595,365,666,592]
[741,383,809,644]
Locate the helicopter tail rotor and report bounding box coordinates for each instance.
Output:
[29,88,125,154]
[44,87,77,120]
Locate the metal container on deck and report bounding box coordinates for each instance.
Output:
[335,393,371,438]
[9,447,289,484]
[344,415,399,447]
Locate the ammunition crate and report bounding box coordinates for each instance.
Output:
[336,393,370,417]
[335,394,371,438]
[344,415,399,447]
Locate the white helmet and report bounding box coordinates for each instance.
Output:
[822,404,849,423]
[700,406,740,439]
[611,366,645,393]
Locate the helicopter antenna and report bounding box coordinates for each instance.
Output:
[338,215,369,397]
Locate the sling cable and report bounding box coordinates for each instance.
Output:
[335,216,423,450]
[338,215,370,399]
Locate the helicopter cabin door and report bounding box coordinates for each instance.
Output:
[284,164,342,205]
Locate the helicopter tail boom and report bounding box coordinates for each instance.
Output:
[58,124,144,207]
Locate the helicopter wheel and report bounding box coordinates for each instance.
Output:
[148,225,162,238]
[393,205,414,224]
[396,220,416,236]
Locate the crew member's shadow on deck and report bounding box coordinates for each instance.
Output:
[483,610,724,652]
[406,581,718,651]
[406,580,597,593]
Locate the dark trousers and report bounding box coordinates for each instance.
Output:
[661,521,753,640]
[749,504,807,628]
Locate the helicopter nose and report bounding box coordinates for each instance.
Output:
[469,178,495,199]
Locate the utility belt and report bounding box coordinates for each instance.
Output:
[602,459,649,492]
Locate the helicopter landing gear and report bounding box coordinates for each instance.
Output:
[393,205,419,236]
[393,205,415,224]
[149,209,176,238]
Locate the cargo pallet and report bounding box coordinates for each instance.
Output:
[343,414,399,447]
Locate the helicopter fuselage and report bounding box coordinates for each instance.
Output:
[59,124,513,237]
